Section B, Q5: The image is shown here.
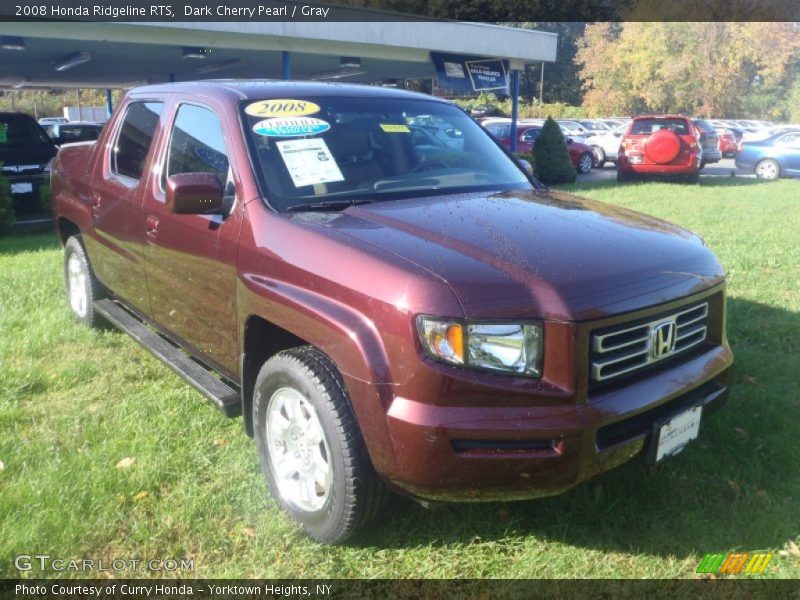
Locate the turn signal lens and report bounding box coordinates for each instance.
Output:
[417,317,464,365]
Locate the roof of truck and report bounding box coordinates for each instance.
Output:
[130,80,450,103]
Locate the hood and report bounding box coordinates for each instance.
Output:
[292,189,725,321]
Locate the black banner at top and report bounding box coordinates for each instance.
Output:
[2,0,800,22]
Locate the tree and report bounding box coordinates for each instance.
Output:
[511,23,586,106]
[533,117,575,184]
[577,22,800,119]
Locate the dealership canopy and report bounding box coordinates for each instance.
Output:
[0,19,557,89]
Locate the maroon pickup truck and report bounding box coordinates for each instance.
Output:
[52,81,733,544]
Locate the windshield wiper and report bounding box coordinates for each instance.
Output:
[286,198,375,212]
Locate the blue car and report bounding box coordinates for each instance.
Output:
[735,130,800,179]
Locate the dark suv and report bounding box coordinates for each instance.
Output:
[0,112,56,214]
[52,82,733,543]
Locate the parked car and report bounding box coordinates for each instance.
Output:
[735,130,800,179]
[584,122,627,167]
[716,129,738,158]
[617,115,702,183]
[407,115,464,151]
[484,122,596,174]
[470,104,505,119]
[44,121,104,146]
[691,119,722,166]
[38,116,68,126]
[0,112,57,214]
[52,81,732,543]
[577,119,612,133]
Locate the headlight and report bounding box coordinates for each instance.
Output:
[417,317,542,377]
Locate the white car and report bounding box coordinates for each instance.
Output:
[38,117,68,126]
[585,123,628,167]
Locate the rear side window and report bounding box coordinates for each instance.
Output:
[113,101,163,180]
[165,104,229,186]
[631,118,690,135]
[520,128,541,143]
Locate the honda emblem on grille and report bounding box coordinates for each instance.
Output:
[650,321,677,359]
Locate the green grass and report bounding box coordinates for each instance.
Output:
[1,178,799,579]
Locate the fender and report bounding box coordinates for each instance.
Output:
[237,274,407,474]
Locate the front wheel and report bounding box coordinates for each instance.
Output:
[63,235,105,328]
[577,152,594,174]
[755,159,780,180]
[591,146,605,168]
[253,346,389,544]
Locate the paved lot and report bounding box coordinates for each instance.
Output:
[581,158,752,183]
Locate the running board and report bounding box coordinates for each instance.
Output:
[94,299,241,417]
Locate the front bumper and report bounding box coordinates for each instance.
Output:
[382,349,731,501]
[367,288,733,502]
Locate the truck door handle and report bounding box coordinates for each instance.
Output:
[91,194,102,219]
[145,215,160,240]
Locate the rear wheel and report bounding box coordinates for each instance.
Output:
[253,346,389,544]
[616,168,631,183]
[577,152,593,174]
[63,235,106,328]
[684,170,701,184]
[755,159,780,180]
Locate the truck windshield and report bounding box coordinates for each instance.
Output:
[241,96,534,211]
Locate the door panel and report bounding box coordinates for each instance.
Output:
[87,101,164,315]
[142,102,242,376]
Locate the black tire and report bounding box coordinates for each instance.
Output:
[253,346,389,544]
[684,170,700,184]
[577,152,594,174]
[616,168,630,183]
[591,146,605,168]
[63,235,106,328]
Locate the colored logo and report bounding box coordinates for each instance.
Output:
[696,552,773,575]
[253,117,330,138]
[245,99,320,118]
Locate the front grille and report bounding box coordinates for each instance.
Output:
[2,164,43,176]
[591,302,708,383]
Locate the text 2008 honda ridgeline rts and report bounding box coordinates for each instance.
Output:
[52,81,733,543]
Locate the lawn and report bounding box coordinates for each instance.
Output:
[0,178,798,579]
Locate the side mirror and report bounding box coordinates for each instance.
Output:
[566,137,574,145]
[166,173,224,215]
[517,158,534,176]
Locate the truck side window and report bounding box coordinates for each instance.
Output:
[165,104,230,189]
[112,101,163,180]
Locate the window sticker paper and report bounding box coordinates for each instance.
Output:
[379,124,411,133]
[276,138,345,188]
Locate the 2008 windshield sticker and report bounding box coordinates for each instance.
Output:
[245,99,320,118]
[253,117,330,137]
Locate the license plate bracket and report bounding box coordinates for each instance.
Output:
[649,405,703,464]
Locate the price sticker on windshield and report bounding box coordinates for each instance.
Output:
[276,138,344,188]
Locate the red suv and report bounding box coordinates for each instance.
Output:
[617,115,702,183]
